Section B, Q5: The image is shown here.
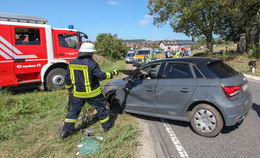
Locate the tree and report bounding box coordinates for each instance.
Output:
[95,33,128,61]
[218,0,260,52]
[148,0,228,52]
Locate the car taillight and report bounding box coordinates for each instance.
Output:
[221,86,242,98]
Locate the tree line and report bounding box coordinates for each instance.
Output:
[148,0,260,53]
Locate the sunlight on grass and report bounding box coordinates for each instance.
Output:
[0,58,139,158]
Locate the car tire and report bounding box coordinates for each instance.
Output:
[190,104,223,137]
[45,68,66,91]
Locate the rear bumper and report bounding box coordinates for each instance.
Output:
[224,92,252,126]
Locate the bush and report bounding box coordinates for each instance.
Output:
[251,45,260,58]
[193,51,213,57]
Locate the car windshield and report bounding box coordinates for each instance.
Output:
[127,53,135,57]
[208,61,238,78]
[136,50,150,55]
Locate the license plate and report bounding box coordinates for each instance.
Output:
[243,84,248,92]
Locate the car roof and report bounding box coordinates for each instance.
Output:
[151,57,222,65]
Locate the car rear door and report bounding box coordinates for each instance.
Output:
[126,63,161,114]
[155,62,196,116]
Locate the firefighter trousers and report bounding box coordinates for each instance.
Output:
[62,94,110,132]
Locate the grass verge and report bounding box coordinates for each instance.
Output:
[0,57,139,158]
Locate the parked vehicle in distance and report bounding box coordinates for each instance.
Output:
[0,12,88,90]
[133,49,150,66]
[104,57,252,137]
[125,51,135,64]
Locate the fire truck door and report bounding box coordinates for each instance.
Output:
[0,25,16,86]
[53,30,79,59]
[11,26,48,83]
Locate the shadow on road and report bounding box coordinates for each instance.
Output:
[221,122,242,134]
[252,103,260,118]
[128,113,190,128]
[128,112,245,134]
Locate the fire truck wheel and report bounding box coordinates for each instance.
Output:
[45,68,66,91]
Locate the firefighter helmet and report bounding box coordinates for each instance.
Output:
[79,43,96,53]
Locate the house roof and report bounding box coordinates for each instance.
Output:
[160,40,196,46]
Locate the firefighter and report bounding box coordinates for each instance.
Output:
[60,42,119,139]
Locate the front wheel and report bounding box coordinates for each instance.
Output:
[190,104,224,137]
[45,68,67,91]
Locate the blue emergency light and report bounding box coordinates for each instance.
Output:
[68,25,74,29]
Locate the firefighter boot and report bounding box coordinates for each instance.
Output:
[60,131,74,139]
[102,115,115,132]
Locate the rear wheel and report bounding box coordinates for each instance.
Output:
[190,104,223,137]
[45,68,66,91]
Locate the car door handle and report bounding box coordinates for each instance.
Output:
[180,88,190,93]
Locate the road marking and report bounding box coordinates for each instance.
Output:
[248,79,260,84]
[161,119,189,158]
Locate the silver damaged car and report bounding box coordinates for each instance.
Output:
[103,57,252,137]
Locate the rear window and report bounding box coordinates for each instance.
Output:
[208,61,238,78]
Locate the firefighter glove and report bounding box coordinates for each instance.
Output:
[111,69,119,76]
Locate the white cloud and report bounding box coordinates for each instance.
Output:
[144,14,153,19]
[139,14,153,26]
[139,19,150,26]
[108,0,119,6]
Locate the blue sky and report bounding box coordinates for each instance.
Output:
[0,0,190,41]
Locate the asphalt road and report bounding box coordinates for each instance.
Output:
[135,80,260,158]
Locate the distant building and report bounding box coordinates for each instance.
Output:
[123,39,146,44]
[123,39,162,49]
[159,40,196,51]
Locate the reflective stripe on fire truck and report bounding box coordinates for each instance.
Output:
[0,36,38,59]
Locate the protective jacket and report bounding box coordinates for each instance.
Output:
[65,57,112,98]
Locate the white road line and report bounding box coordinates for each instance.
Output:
[248,79,260,84]
[161,119,189,158]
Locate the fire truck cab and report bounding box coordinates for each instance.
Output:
[0,13,88,90]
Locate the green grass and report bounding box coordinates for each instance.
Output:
[0,57,139,158]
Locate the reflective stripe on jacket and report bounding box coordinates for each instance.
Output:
[65,57,112,98]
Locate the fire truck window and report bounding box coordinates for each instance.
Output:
[15,28,41,45]
[58,34,79,49]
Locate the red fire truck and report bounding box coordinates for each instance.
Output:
[0,13,88,90]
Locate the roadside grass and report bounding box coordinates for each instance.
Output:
[0,57,139,158]
[224,55,260,77]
